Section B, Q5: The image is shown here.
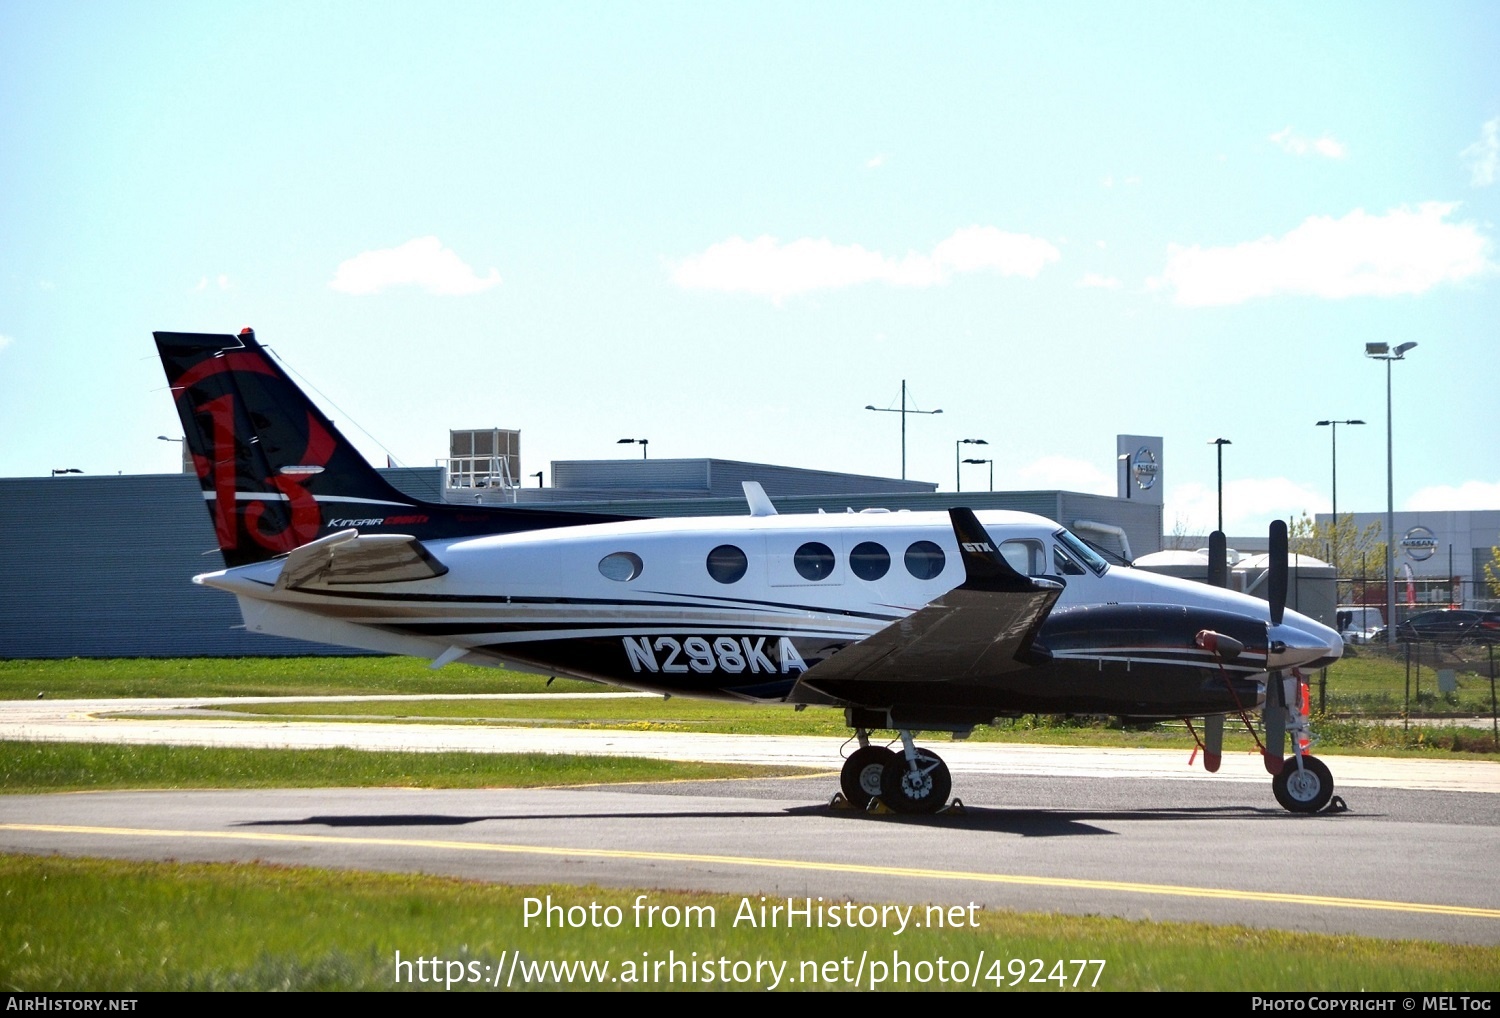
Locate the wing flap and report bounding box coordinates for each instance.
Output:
[273,529,448,591]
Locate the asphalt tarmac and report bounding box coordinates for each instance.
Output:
[3,695,1500,945]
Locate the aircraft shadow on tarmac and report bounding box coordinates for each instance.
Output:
[233,802,1325,838]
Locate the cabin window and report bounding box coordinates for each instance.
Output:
[904,540,946,580]
[706,544,749,584]
[597,551,643,582]
[1000,539,1046,576]
[849,541,890,581]
[793,541,836,581]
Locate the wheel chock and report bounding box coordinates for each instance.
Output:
[865,796,896,815]
[937,798,966,816]
[1323,795,1349,815]
[828,792,854,811]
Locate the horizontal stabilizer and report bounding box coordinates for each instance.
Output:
[273,530,448,591]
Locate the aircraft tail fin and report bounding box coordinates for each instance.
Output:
[155,328,633,567]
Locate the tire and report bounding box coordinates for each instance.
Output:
[1272,755,1334,814]
[840,746,898,809]
[878,748,951,814]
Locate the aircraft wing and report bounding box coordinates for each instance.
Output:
[273,529,449,591]
[789,509,1062,697]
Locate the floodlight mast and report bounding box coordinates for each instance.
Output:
[865,380,942,480]
[1315,418,1365,589]
[1364,342,1417,646]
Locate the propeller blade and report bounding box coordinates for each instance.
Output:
[1207,531,1228,589]
[1268,519,1288,627]
[1263,669,1287,775]
[1203,714,1223,773]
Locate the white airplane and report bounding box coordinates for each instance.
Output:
[156,328,1344,814]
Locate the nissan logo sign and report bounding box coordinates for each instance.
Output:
[1401,525,1438,562]
[1131,447,1159,491]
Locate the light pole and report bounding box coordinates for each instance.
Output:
[616,438,649,459]
[1365,342,1417,646]
[955,438,988,492]
[1315,418,1365,589]
[158,435,190,474]
[866,380,942,480]
[529,471,543,488]
[1208,438,1231,534]
[962,457,993,492]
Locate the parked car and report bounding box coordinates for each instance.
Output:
[1394,609,1500,645]
[1337,607,1385,645]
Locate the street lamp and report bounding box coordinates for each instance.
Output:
[865,380,942,480]
[529,471,543,488]
[955,438,988,492]
[1208,438,1232,534]
[158,435,190,474]
[1365,341,1417,646]
[616,438,649,459]
[1315,418,1365,588]
[962,457,994,492]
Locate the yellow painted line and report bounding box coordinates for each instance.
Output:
[4,822,1497,920]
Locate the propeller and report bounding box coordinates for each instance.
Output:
[1262,519,1290,774]
[1207,531,1228,589]
[1268,519,1288,627]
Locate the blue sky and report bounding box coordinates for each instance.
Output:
[2,1,1496,535]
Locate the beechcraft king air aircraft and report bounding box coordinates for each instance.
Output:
[156,328,1345,814]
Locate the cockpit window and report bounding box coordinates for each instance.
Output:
[1054,528,1109,576]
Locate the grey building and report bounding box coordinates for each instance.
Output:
[1,460,1162,659]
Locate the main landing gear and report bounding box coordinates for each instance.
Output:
[840,730,952,814]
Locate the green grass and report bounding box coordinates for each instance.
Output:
[2,855,1496,991]
[0,656,598,699]
[0,741,821,795]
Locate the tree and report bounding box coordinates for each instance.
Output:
[1288,512,1385,604]
[1484,539,1500,601]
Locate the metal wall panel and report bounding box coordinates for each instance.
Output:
[2,469,1155,659]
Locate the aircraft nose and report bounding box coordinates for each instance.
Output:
[1267,616,1343,670]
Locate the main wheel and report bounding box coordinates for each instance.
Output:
[1272,755,1334,814]
[841,746,898,809]
[878,748,951,814]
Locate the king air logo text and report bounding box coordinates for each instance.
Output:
[623,636,807,675]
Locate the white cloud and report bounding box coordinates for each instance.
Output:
[1169,477,1328,536]
[671,227,1061,302]
[865,153,887,169]
[0,333,12,351]
[1269,126,1348,159]
[1152,203,1493,306]
[1461,117,1499,187]
[1015,457,1113,495]
[194,274,232,292]
[1077,273,1121,289]
[1406,480,1500,511]
[329,237,502,296]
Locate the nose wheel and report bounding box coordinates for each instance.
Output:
[1272,755,1334,813]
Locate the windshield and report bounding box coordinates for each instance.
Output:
[1054,528,1110,576]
